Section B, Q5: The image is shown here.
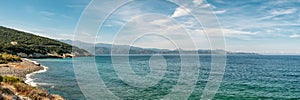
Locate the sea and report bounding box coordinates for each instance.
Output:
[29,55,300,99]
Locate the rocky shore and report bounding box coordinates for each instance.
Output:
[0,59,65,100]
[0,82,64,100]
[0,58,43,80]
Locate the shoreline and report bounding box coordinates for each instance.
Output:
[23,58,48,87]
[0,58,48,87]
[0,58,65,100]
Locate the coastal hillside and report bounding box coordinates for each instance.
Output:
[0,26,91,58]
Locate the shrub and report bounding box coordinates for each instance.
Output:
[0,53,21,64]
[0,76,2,82]
[2,76,24,84]
[13,83,34,93]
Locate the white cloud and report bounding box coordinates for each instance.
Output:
[171,6,191,18]
[193,0,203,5]
[222,29,256,35]
[270,8,297,15]
[289,34,300,38]
[200,4,216,9]
[214,10,226,14]
[66,4,86,8]
[40,11,55,16]
[203,28,256,35]
[103,15,210,50]
[150,19,172,26]
[61,15,73,19]
[259,8,298,21]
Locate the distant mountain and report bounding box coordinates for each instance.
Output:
[0,26,91,58]
[59,40,159,55]
[59,39,258,55]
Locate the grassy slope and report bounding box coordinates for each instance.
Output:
[0,26,89,56]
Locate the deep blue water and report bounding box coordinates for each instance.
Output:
[32,55,300,99]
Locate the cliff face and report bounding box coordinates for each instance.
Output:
[0,26,91,58]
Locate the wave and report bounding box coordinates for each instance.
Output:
[24,59,49,87]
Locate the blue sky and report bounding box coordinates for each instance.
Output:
[0,0,299,55]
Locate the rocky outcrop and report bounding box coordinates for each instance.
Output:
[0,82,64,100]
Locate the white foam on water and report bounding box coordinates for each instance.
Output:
[24,59,49,87]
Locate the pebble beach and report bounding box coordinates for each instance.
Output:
[0,58,45,84]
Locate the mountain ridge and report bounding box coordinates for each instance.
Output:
[59,39,258,55]
[0,26,91,58]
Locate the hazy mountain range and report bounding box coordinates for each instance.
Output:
[59,40,257,55]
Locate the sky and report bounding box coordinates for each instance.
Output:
[0,0,299,55]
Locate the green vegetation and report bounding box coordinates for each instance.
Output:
[0,26,89,57]
[13,83,35,93]
[0,75,63,99]
[0,76,24,84]
[0,53,21,64]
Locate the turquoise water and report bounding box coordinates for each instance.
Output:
[32,55,300,99]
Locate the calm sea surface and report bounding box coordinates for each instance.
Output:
[32,55,300,99]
